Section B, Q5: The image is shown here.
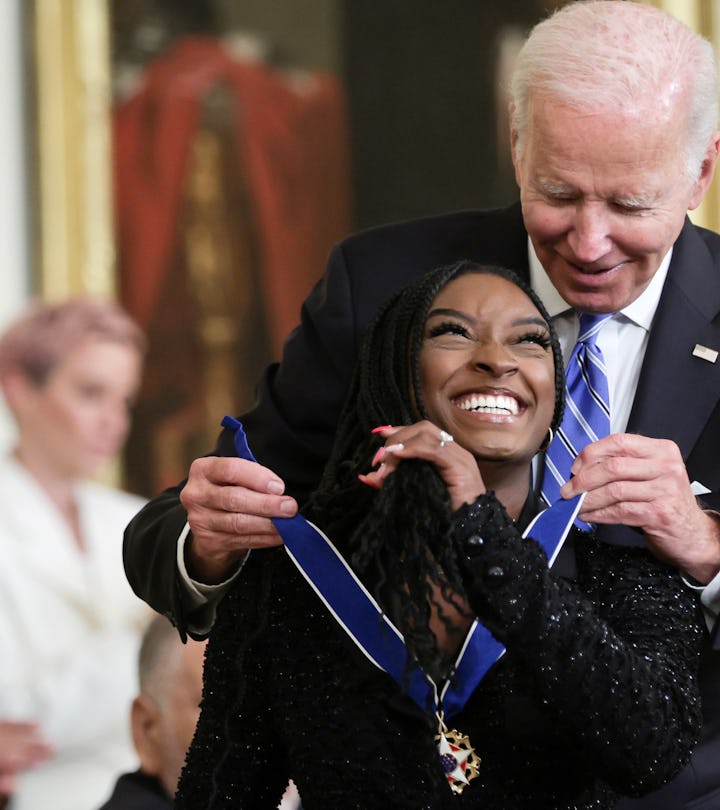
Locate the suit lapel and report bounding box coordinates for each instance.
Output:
[627,218,720,459]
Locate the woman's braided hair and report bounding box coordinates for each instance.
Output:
[304,259,564,679]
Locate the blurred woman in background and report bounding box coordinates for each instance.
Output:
[0,298,150,810]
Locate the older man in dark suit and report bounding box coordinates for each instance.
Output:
[125,2,720,807]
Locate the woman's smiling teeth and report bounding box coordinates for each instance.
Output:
[455,393,520,415]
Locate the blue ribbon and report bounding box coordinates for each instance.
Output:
[223,415,583,719]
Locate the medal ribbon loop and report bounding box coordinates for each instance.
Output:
[222,416,583,720]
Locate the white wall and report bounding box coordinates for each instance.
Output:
[0,0,31,450]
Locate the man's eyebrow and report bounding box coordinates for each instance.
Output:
[536,179,575,195]
[536,178,658,208]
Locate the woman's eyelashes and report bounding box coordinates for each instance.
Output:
[427,320,470,339]
[426,321,551,351]
[515,329,551,349]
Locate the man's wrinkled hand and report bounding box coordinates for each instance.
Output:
[560,433,720,584]
[180,456,297,584]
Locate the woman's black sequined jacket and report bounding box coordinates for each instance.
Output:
[175,493,704,810]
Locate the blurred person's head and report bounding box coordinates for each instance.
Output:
[0,297,145,480]
[509,0,720,314]
[131,616,205,798]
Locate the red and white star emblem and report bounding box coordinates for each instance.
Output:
[436,728,481,795]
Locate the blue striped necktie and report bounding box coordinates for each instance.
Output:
[541,312,612,509]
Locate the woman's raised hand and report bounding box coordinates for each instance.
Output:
[359,421,485,511]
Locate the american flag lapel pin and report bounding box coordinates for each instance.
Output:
[692,344,719,363]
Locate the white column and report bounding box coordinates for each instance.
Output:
[0,0,30,449]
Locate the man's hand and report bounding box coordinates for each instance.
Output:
[560,433,720,584]
[179,456,298,584]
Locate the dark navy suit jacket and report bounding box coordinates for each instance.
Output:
[96,771,171,810]
[124,203,720,808]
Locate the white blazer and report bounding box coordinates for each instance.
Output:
[0,456,149,810]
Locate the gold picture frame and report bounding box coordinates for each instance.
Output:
[30,0,115,300]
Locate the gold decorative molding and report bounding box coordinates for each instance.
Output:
[31,0,115,299]
[31,1,118,485]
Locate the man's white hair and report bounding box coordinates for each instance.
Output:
[510,0,718,180]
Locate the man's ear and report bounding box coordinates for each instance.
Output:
[131,695,162,776]
[508,102,522,187]
[689,131,720,210]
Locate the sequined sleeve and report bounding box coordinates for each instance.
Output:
[451,492,704,796]
[175,553,291,809]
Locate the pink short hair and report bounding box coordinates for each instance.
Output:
[0,297,146,385]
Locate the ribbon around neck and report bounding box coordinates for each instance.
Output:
[222,415,584,719]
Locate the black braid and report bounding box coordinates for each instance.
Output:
[305,260,564,680]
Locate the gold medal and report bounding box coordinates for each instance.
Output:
[435,714,481,795]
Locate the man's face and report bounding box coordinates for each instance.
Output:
[132,639,206,798]
[513,97,715,314]
[157,640,206,796]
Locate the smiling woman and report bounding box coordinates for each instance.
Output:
[419,273,557,471]
[175,260,704,810]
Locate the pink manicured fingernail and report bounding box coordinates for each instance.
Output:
[371,447,386,467]
[358,473,380,489]
[371,425,393,434]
